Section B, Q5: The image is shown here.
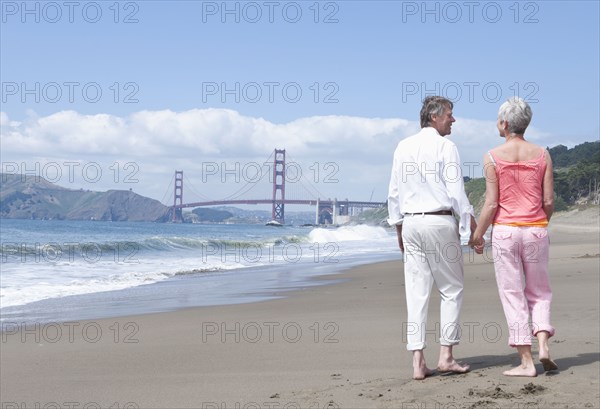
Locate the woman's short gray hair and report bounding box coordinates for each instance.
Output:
[498,97,532,134]
[420,96,453,128]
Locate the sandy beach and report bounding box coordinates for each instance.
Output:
[1,208,599,409]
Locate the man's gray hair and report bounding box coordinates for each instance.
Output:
[420,96,453,128]
[498,97,532,134]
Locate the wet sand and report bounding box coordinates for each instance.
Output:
[1,208,599,408]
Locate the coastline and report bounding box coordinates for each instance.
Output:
[1,210,599,408]
[0,222,399,322]
[0,250,398,325]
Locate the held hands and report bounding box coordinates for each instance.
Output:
[468,216,485,254]
[468,234,485,254]
[467,217,484,254]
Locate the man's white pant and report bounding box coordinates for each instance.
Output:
[402,214,464,351]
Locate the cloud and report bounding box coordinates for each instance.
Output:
[0,108,551,203]
[1,109,418,159]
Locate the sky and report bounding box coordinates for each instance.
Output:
[1,0,599,209]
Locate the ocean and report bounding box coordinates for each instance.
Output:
[0,219,399,324]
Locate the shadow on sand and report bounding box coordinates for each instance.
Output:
[456,351,599,376]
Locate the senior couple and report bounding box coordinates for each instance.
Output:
[387,96,557,379]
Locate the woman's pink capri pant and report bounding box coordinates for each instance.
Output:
[491,224,555,346]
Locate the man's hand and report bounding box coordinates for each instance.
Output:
[468,215,485,254]
[469,235,485,254]
[395,224,404,252]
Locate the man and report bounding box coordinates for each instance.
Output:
[387,96,475,380]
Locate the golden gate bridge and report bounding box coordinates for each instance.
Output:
[165,149,386,224]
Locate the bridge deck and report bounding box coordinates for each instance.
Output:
[175,199,385,209]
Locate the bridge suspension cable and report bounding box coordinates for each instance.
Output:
[285,152,328,200]
[167,148,386,224]
[183,173,214,202]
[160,173,175,205]
[220,150,275,201]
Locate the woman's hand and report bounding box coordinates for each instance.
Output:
[469,234,485,255]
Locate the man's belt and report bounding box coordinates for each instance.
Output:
[405,210,453,216]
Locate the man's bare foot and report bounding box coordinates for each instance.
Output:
[413,366,435,380]
[503,364,537,377]
[436,360,470,374]
[412,350,434,380]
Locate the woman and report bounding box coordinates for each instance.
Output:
[470,97,557,377]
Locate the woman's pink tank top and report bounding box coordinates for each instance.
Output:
[489,149,548,224]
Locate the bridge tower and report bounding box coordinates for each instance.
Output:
[271,149,286,224]
[172,170,183,222]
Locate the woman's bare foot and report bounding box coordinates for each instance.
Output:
[540,357,558,371]
[503,363,537,377]
[504,344,537,376]
[537,332,558,371]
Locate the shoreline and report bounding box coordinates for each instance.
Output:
[1,221,598,408]
[0,221,401,323]
[2,207,598,325]
[0,251,399,325]
[2,207,597,322]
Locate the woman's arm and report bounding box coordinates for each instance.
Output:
[470,153,499,253]
[542,150,555,221]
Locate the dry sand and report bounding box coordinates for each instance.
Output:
[1,208,599,408]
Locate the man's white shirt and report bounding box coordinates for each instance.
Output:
[387,126,474,245]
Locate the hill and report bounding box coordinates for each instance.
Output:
[190,207,234,223]
[465,140,599,212]
[549,141,600,207]
[0,174,169,222]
